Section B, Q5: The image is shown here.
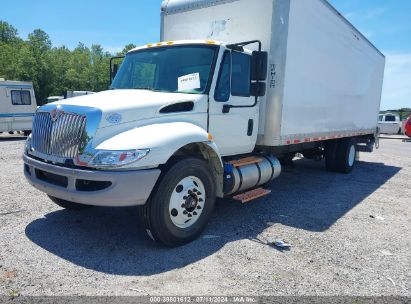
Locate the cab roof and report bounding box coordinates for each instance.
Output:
[127,40,222,53]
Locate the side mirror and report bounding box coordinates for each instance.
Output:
[109,56,125,85]
[251,51,268,81]
[251,82,266,97]
[112,64,119,79]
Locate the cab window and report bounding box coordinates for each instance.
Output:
[214,51,231,102]
[231,52,251,97]
[385,115,396,122]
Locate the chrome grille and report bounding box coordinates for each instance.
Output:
[32,111,87,159]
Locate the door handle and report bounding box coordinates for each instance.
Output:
[247,119,254,136]
[222,105,231,114]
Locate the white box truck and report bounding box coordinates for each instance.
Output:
[23,0,385,246]
[0,80,37,136]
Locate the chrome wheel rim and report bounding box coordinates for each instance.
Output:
[169,176,206,229]
[348,145,356,167]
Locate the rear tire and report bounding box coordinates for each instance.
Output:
[335,138,357,174]
[48,195,91,210]
[139,157,216,247]
[324,140,339,172]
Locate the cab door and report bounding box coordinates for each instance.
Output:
[208,50,259,156]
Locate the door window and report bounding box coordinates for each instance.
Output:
[214,51,231,102]
[11,90,32,105]
[231,52,251,97]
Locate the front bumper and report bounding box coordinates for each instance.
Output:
[23,154,161,207]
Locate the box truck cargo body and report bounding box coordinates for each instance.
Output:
[23,0,385,246]
[161,0,385,146]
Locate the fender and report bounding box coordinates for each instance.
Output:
[95,122,223,169]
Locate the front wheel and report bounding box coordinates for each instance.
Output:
[139,157,216,247]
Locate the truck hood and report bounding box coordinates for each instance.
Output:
[53,89,204,128]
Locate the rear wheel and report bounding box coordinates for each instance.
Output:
[335,138,357,173]
[324,140,339,172]
[139,157,216,247]
[23,130,31,137]
[48,195,91,210]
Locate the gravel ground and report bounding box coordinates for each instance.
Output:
[0,134,410,296]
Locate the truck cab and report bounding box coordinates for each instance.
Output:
[110,41,264,156]
[24,40,271,246]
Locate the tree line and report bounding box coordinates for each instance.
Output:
[0,21,134,105]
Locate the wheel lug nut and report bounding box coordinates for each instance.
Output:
[188,190,193,194]
[183,211,188,215]
[197,192,202,195]
[199,198,203,202]
[193,212,197,216]
[183,196,188,200]
[181,204,185,208]
[197,206,202,210]
[188,213,192,218]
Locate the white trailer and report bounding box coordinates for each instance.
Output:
[23,0,385,246]
[0,80,37,136]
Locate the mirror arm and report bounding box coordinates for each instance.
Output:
[109,56,125,83]
[227,40,262,52]
[222,96,259,114]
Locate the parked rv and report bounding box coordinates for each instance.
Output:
[23,0,385,246]
[0,80,37,136]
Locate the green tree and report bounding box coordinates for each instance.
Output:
[119,43,136,56]
[0,21,18,43]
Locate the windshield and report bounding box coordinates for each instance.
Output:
[111,45,218,94]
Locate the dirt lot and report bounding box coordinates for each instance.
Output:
[0,134,410,296]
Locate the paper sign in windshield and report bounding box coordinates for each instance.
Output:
[178,73,201,92]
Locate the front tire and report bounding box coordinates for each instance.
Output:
[48,195,91,210]
[139,157,216,247]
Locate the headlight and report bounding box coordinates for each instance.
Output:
[88,149,150,168]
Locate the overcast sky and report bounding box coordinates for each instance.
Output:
[1,0,410,110]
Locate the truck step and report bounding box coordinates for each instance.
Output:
[232,188,272,203]
[227,156,262,168]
